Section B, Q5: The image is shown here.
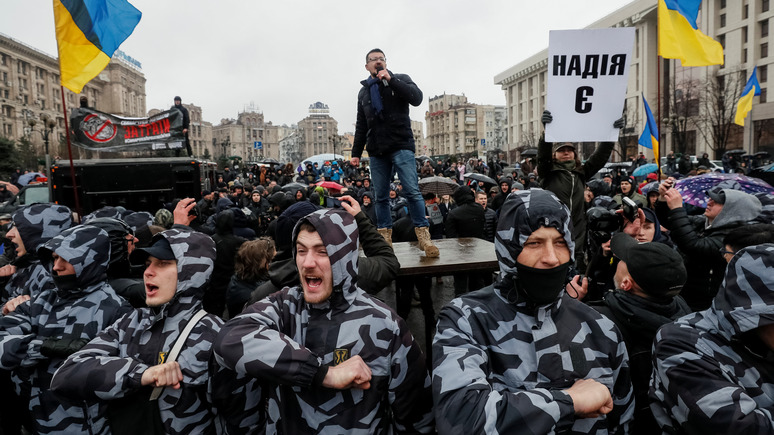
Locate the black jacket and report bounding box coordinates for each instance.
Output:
[352,71,422,158]
[445,188,485,239]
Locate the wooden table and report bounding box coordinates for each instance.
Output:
[386,237,499,276]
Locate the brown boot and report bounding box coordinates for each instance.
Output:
[378,228,393,247]
[415,227,439,258]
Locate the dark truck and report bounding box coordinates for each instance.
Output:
[51,157,217,215]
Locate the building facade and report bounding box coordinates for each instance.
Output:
[0,33,146,159]
[297,102,339,157]
[411,120,426,155]
[494,0,774,162]
[424,93,506,158]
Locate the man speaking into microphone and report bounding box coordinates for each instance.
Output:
[351,49,439,257]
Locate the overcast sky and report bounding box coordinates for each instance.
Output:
[2,0,629,133]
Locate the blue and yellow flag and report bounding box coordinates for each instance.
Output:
[53,0,141,93]
[658,0,724,66]
[638,95,660,163]
[735,67,762,126]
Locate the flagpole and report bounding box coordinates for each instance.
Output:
[748,104,754,155]
[656,55,662,177]
[59,86,82,221]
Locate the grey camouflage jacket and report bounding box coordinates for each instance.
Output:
[2,203,72,303]
[432,190,634,434]
[214,209,434,434]
[650,243,774,434]
[51,229,224,435]
[0,225,129,434]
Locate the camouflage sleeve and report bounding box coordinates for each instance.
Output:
[0,300,46,370]
[387,315,435,434]
[650,326,774,434]
[214,296,323,388]
[50,314,150,401]
[432,301,576,434]
[605,329,635,434]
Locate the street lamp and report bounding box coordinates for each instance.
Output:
[26,116,56,200]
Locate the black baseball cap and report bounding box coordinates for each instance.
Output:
[130,236,176,264]
[610,233,686,299]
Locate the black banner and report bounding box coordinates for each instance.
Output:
[71,108,185,152]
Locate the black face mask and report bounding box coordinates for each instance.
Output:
[52,274,79,292]
[515,261,572,307]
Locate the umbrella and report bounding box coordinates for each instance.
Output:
[281,182,307,193]
[674,173,774,208]
[724,149,746,156]
[302,153,347,167]
[501,167,521,176]
[260,158,280,166]
[604,162,632,169]
[755,151,770,158]
[0,181,19,195]
[464,173,497,185]
[316,181,343,191]
[17,172,45,186]
[418,176,459,196]
[632,163,658,177]
[640,181,660,195]
[520,148,537,157]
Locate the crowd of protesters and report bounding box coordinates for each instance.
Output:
[0,124,773,433]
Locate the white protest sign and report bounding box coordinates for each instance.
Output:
[545,28,635,143]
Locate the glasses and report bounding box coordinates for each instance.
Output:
[367,57,386,63]
[719,248,735,256]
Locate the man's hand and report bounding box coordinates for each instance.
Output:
[566,275,588,300]
[601,240,612,256]
[321,355,372,390]
[564,378,614,418]
[141,361,183,389]
[173,198,197,226]
[350,157,360,167]
[2,295,30,315]
[658,177,676,201]
[663,189,684,210]
[376,69,391,82]
[541,110,553,126]
[0,264,17,278]
[619,208,646,237]
[338,195,361,217]
[613,117,625,129]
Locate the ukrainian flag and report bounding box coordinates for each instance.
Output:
[54,0,141,93]
[658,0,724,66]
[735,67,762,126]
[638,95,660,163]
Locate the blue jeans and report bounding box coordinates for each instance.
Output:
[369,149,429,229]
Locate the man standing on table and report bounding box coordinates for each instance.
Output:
[350,48,438,257]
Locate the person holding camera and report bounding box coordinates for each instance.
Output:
[656,178,762,311]
[538,111,624,269]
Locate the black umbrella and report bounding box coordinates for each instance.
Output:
[464,173,497,185]
[281,182,307,192]
[724,149,746,156]
[521,148,537,157]
[260,158,281,166]
[755,151,770,158]
[418,176,459,196]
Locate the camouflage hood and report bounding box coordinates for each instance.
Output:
[38,225,111,290]
[12,203,72,255]
[292,209,360,306]
[493,189,574,301]
[155,229,216,315]
[711,243,774,340]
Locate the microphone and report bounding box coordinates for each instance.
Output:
[375,66,388,87]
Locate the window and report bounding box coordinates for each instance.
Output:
[0,53,6,66]
[763,20,770,38]
[1,71,6,82]
[721,0,726,8]
[720,14,726,28]
[761,87,767,103]
[764,0,770,12]
[743,27,748,43]
[744,48,748,62]
[761,66,768,83]
[744,4,749,19]
[719,34,726,47]
[763,42,769,58]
